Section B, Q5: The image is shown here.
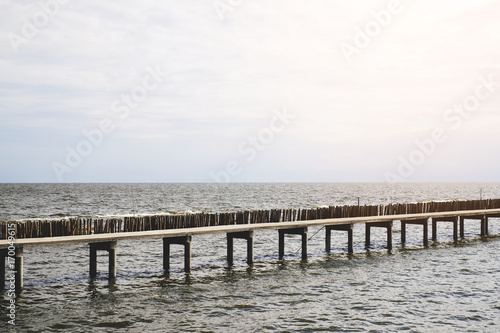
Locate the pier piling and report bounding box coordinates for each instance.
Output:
[486,214,500,235]
[14,247,23,293]
[0,249,6,290]
[163,236,192,273]
[365,221,393,250]
[0,248,23,293]
[279,227,308,261]
[401,219,428,246]
[325,224,354,253]
[483,216,489,236]
[227,231,254,266]
[431,217,458,242]
[460,215,487,238]
[89,241,117,282]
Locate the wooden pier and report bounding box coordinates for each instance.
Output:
[2,208,500,293]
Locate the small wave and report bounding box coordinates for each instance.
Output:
[50,213,70,217]
[95,210,206,218]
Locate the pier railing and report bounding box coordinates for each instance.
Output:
[2,198,500,239]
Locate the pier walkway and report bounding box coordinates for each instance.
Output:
[2,208,500,293]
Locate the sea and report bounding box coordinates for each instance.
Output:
[1,182,500,332]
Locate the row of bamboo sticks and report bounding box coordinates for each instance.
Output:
[2,199,500,239]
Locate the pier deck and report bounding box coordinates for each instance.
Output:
[2,208,500,293]
[3,208,500,247]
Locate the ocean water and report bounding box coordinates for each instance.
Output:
[2,182,500,332]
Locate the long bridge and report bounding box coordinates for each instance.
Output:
[2,208,500,294]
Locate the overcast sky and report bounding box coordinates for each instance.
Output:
[1,0,499,183]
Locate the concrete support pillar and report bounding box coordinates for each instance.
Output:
[0,248,23,293]
[485,214,500,236]
[365,221,393,250]
[163,236,192,273]
[278,227,308,261]
[89,245,97,278]
[460,216,465,239]
[460,215,487,238]
[326,224,354,253]
[401,219,428,247]
[14,247,23,293]
[482,216,488,236]
[227,230,254,266]
[0,248,6,290]
[108,244,117,281]
[431,216,458,242]
[89,241,117,282]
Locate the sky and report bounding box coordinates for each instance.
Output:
[1,0,500,183]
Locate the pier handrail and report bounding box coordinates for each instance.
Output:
[3,208,500,248]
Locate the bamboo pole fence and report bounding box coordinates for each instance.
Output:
[2,199,500,239]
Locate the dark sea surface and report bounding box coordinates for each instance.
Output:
[2,182,500,332]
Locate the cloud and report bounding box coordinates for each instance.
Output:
[1,0,500,182]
